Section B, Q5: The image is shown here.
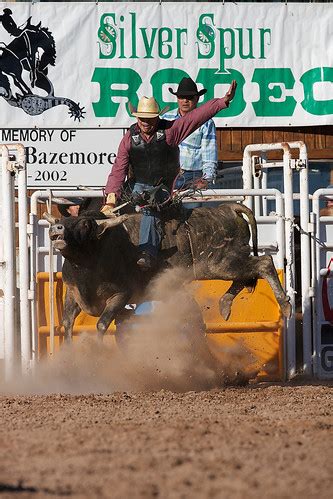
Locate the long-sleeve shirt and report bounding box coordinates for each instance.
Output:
[105,97,228,197]
[162,108,217,180]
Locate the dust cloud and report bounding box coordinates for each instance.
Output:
[0,268,256,395]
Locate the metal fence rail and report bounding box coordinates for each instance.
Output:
[0,140,319,381]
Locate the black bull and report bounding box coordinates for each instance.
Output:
[44,203,291,342]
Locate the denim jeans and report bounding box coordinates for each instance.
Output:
[132,183,169,257]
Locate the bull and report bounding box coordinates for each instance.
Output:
[43,203,291,342]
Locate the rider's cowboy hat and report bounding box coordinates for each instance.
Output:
[169,77,207,97]
[129,97,169,118]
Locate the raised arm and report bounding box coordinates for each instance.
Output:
[167,80,237,147]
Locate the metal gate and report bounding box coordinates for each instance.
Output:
[30,187,287,381]
[0,144,30,379]
[312,188,333,378]
[2,140,329,381]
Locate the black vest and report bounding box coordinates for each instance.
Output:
[128,122,179,189]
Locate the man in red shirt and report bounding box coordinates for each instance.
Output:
[102,80,237,270]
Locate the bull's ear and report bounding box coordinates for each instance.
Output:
[96,214,129,238]
[42,212,59,224]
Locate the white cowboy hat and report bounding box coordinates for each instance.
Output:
[129,96,169,118]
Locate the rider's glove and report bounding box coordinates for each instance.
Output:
[100,193,117,217]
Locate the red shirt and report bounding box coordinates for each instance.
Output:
[105,97,229,197]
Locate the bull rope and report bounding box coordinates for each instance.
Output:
[270,211,326,248]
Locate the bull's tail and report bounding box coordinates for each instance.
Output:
[233,204,258,257]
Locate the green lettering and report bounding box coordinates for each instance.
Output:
[175,28,187,59]
[158,28,172,59]
[119,27,126,59]
[140,28,158,58]
[218,28,235,73]
[237,28,255,60]
[252,68,297,116]
[98,14,117,60]
[91,68,142,117]
[259,28,271,59]
[197,68,246,117]
[130,12,138,59]
[196,14,215,59]
[301,67,333,115]
[150,68,189,112]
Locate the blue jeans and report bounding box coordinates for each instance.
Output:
[133,183,169,257]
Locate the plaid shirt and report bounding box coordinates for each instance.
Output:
[162,108,217,179]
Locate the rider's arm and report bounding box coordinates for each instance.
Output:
[166,80,236,147]
[105,131,131,198]
[166,98,228,147]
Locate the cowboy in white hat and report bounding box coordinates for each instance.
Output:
[102,80,237,270]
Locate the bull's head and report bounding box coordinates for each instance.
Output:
[43,212,129,252]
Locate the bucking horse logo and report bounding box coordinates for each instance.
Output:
[0,9,85,121]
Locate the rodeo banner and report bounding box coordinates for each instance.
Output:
[0,2,331,128]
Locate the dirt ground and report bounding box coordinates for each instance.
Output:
[0,384,332,499]
[1,272,332,498]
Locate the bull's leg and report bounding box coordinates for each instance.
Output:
[250,255,292,318]
[97,292,130,341]
[62,289,81,343]
[219,281,247,320]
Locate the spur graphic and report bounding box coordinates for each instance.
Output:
[0,9,85,121]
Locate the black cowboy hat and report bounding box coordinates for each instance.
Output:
[169,77,207,97]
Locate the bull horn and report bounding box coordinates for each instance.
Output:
[96,214,129,238]
[42,212,58,224]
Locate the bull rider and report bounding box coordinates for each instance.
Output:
[101,80,237,270]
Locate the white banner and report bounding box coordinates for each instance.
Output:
[0,128,123,187]
[0,2,331,127]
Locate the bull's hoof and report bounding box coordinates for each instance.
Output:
[281,300,292,319]
[219,295,232,320]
